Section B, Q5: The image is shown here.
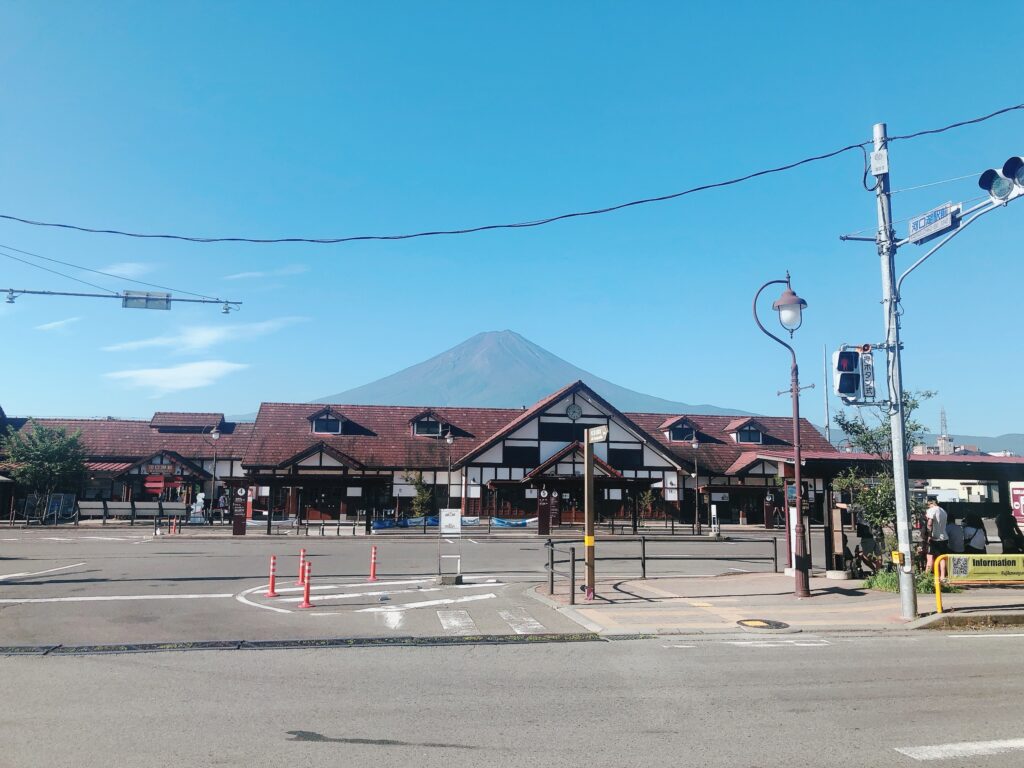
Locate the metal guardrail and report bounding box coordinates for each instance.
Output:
[545,535,779,604]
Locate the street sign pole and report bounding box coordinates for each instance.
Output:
[582,425,607,601]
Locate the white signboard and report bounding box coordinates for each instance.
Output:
[586,425,609,443]
[907,201,958,244]
[440,508,462,535]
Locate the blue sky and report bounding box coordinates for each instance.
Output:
[1,2,1022,438]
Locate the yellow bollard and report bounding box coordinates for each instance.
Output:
[933,554,949,613]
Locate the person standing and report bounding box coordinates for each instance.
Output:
[995,508,1024,554]
[945,513,965,554]
[962,513,988,555]
[925,496,949,573]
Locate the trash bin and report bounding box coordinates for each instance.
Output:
[232,513,246,536]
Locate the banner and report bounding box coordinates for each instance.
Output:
[949,554,1024,581]
[492,517,538,528]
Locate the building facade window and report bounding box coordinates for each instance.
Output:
[669,425,695,442]
[414,419,442,436]
[312,416,343,435]
[504,445,540,467]
[736,427,762,444]
[608,446,643,469]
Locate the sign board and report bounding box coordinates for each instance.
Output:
[907,202,958,245]
[586,425,609,443]
[122,291,171,310]
[439,508,462,535]
[860,349,876,399]
[1011,483,1024,524]
[870,149,889,176]
[948,554,1024,581]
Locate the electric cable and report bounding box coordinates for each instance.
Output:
[0,250,118,294]
[0,242,221,301]
[0,102,1020,246]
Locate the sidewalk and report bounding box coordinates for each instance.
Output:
[533,572,1024,635]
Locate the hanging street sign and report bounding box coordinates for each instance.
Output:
[586,425,609,443]
[907,202,959,245]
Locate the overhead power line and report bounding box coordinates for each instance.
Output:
[1,103,1021,246]
[0,249,118,295]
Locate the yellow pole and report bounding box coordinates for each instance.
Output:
[933,554,948,614]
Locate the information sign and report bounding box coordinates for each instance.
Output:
[586,425,609,443]
[439,508,462,536]
[907,202,958,245]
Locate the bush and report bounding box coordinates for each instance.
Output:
[864,569,958,594]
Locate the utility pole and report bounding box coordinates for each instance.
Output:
[872,122,918,620]
[583,432,596,601]
[823,344,831,445]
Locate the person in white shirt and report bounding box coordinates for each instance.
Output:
[925,496,948,573]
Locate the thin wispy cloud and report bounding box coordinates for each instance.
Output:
[224,264,308,280]
[35,317,81,331]
[103,316,306,353]
[101,262,157,279]
[105,360,248,396]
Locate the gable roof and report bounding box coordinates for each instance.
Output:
[523,441,622,480]
[150,412,224,430]
[724,417,765,433]
[457,380,682,469]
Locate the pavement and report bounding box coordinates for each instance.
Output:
[533,570,1024,634]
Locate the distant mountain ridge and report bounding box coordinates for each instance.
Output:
[314,330,754,416]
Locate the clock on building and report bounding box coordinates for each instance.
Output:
[565,403,583,420]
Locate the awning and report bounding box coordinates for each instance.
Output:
[85,461,134,475]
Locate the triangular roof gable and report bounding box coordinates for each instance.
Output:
[523,441,622,479]
[307,406,345,422]
[278,441,365,470]
[658,415,697,431]
[127,450,210,478]
[457,380,681,469]
[724,417,767,433]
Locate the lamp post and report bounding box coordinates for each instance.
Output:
[444,430,454,509]
[753,272,811,599]
[691,439,701,535]
[202,425,221,525]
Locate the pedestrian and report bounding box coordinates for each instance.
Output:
[962,513,988,555]
[925,496,949,574]
[945,513,965,554]
[995,508,1024,554]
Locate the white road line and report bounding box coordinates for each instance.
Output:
[272,578,432,594]
[895,738,1024,761]
[467,539,479,544]
[236,584,291,614]
[947,633,1024,639]
[444,538,455,544]
[277,587,442,604]
[0,562,86,581]
[437,609,479,635]
[663,644,697,649]
[497,607,546,634]
[356,593,497,613]
[0,593,232,604]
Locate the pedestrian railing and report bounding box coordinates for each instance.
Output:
[544,535,779,604]
[932,553,1024,613]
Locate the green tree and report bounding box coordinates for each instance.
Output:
[1,420,87,506]
[402,471,435,519]
[831,390,934,568]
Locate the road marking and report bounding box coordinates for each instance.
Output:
[272,579,432,594]
[356,593,497,613]
[0,592,232,604]
[498,607,546,634]
[0,562,87,581]
[663,644,697,648]
[727,639,830,648]
[947,633,1024,639]
[438,609,479,635]
[444,538,455,544]
[467,539,479,544]
[277,587,442,604]
[236,584,291,614]
[895,738,1024,761]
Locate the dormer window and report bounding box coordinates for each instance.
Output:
[669,425,696,442]
[414,418,442,437]
[312,416,343,435]
[737,426,762,444]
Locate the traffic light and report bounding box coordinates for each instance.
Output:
[832,349,861,400]
[979,156,1024,203]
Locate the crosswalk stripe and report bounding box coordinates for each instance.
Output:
[356,593,496,613]
[497,607,546,634]
[437,610,479,635]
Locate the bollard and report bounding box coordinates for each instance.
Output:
[641,536,647,579]
[772,537,778,573]
[320,522,325,537]
[548,541,555,595]
[337,519,342,536]
[296,548,307,585]
[266,555,279,598]
[297,561,314,609]
[368,545,378,582]
[569,546,576,606]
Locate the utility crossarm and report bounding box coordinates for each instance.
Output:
[3,288,241,313]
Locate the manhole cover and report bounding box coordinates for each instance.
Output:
[737,619,790,630]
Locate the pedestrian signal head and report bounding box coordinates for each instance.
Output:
[832,349,862,400]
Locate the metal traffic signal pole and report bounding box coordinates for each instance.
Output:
[871,122,917,620]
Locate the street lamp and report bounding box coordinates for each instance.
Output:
[691,439,701,535]
[444,430,454,509]
[202,425,221,526]
[753,271,811,599]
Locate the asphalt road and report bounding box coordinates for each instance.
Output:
[0,530,786,646]
[4,632,1024,767]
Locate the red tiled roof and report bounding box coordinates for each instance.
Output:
[150,412,224,429]
[5,417,253,461]
[243,403,521,470]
